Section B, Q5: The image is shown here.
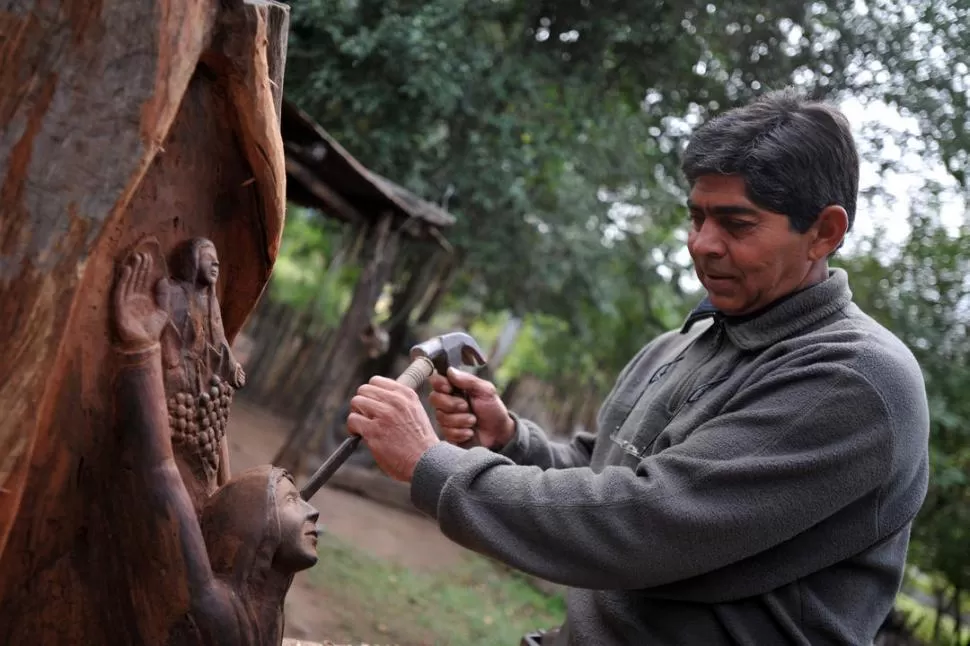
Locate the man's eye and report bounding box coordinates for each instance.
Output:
[726,219,755,231]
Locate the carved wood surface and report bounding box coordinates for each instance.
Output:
[0,0,290,642]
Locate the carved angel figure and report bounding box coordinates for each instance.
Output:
[112,250,319,646]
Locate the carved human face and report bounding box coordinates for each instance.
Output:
[197,245,220,286]
[273,477,320,573]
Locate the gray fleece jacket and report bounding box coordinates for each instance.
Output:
[411,269,929,645]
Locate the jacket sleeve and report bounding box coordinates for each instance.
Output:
[411,352,905,593]
[497,415,596,470]
[496,340,659,469]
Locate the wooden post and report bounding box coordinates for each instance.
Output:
[274,213,400,474]
[0,1,299,643]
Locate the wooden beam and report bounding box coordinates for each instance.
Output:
[284,156,366,225]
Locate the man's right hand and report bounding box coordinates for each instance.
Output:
[428,369,515,450]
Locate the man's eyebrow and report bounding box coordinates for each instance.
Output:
[686,201,759,217]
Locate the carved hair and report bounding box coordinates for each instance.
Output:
[170,237,218,284]
[199,466,293,589]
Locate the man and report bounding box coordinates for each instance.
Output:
[347,90,930,645]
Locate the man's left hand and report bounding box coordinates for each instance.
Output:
[348,376,441,482]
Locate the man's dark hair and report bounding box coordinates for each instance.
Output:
[681,88,859,234]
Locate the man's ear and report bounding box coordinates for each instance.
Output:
[807,205,849,260]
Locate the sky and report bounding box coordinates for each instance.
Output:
[840,96,966,253]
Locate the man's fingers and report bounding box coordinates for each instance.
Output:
[435,410,476,429]
[346,411,374,437]
[356,383,410,408]
[445,367,495,397]
[368,374,416,396]
[428,391,468,414]
[428,373,453,394]
[440,427,475,444]
[350,393,390,419]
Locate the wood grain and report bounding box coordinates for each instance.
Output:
[0,0,291,642]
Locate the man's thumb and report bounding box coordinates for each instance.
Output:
[446,367,489,394]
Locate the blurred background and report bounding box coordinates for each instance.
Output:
[223,2,970,644]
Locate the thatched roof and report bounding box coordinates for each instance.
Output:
[281,100,455,241]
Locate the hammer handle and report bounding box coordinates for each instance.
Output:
[300,356,436,500]
[397,355,437,390]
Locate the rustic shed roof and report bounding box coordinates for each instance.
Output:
[281,100,455,239]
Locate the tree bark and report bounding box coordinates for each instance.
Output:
[953,588,963,643]
[415,251,460,325]
[934,585,947,643]
[0,1,290,642]
[365,247,444,379]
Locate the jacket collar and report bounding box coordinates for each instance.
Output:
[680,269,853,350]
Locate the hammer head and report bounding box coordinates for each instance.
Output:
[409,332,487,375]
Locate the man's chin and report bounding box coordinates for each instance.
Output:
[706,293,744,315]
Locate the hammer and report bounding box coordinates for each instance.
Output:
[300,331,486,500]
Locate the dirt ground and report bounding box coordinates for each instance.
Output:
[226,400,471,641]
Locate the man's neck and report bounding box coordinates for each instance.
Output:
[794,261,830,293]
[726,264,830,324]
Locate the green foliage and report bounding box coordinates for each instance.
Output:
[268,206,360,327]
[307,533,565,645]
[284,0,857,322]
[896,593,970,646]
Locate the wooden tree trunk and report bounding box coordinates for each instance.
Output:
[415,251,461,325]
[364,247,446,379]
[274,213,400,474]
[0,1,289,642]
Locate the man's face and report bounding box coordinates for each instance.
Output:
[273,477,320,573]
[686,174,821,315]
[198,246,220,286]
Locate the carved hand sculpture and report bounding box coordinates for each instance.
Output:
[114,251,170,352]
[112,248,321,646]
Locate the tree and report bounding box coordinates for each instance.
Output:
[277,0,882,412]
[282,0,862,322]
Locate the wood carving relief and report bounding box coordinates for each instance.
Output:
[0,1,292,643]
[112,250,319,645]
[127,236,246,509]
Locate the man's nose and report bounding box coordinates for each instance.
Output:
[689,220,727,257]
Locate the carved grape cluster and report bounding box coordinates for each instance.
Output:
[167,375,234,473]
